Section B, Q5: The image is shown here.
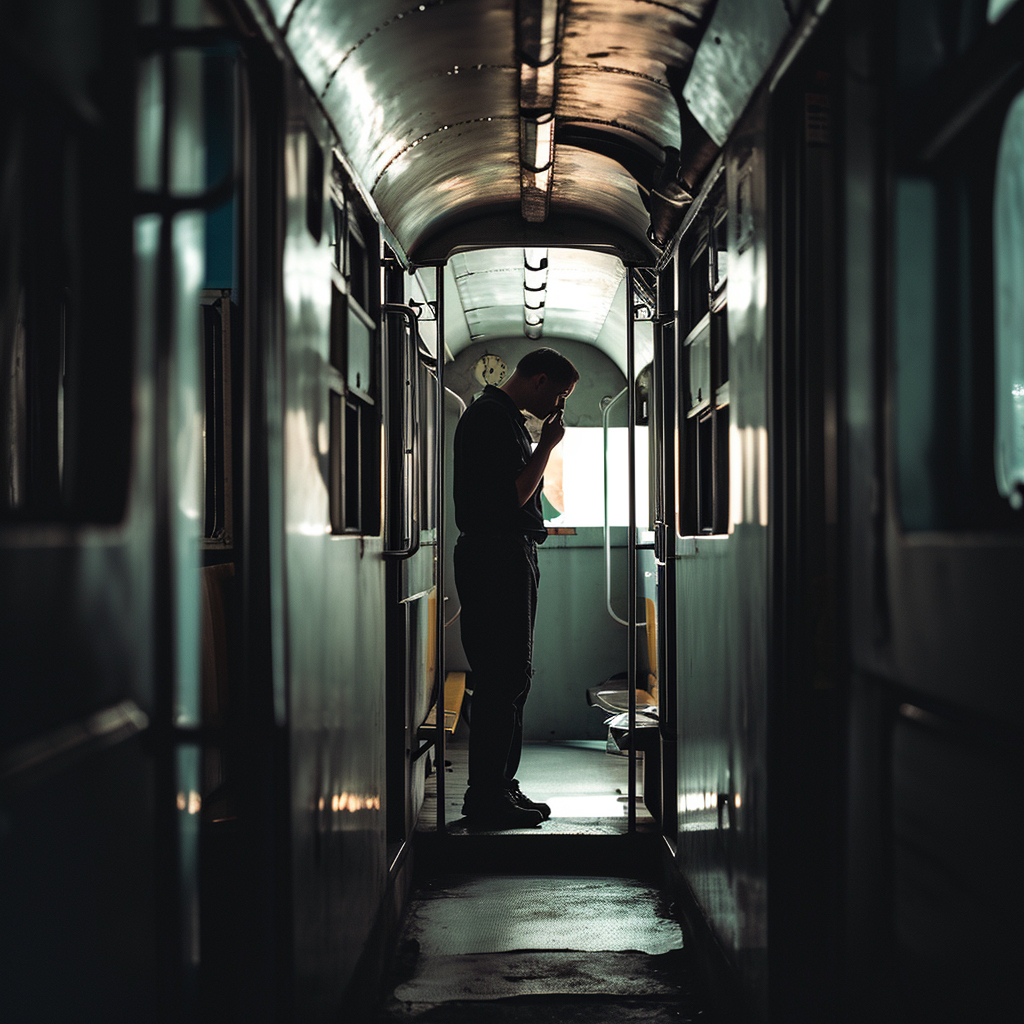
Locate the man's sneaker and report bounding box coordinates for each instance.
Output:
[462,788,543,829]
[509,780,551,820]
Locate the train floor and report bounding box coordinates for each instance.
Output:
[419,738,656,835]
[375,742,715,1022]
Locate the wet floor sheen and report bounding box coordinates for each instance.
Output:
[377,874,711,1022]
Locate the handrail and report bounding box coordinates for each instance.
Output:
[603,388,629,625]
[626,270,638,834]
[603,388,646,628]
[434,268,447,834]
[443,386,467,627]
[382,303,421,560]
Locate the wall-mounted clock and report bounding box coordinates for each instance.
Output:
[473,352,508,387]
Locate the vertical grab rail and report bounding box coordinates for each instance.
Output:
[604,390,649,632]
[603,388,630,627]
[381,305,421,560]
[434,268,446,835]
[626,272,638,834]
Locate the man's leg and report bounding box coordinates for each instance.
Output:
[455,535,541,826]
[501,540,539,786]
[502,540,551,819]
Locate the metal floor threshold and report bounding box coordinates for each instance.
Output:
[413,828,663,878]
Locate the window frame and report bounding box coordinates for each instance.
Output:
[326,180,381,537]
[676,188,731,538]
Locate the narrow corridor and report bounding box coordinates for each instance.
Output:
[378,742,713,1021]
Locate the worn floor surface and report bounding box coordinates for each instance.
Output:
[377,874,709,1023]
[382,742,710,1021]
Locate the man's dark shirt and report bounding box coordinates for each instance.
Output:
[453,385,547,541]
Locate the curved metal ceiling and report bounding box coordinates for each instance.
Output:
[275,0,716,266]
[267,1,783,354]
[450,246,625,346]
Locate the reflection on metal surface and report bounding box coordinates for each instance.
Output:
[516,0,560,66]
[989,0,1021,21]
[332,792,381,812]
[517,2,562,221]
[683,0,791,147]
[520,58,556,111]
[683,790,719,811]
[729,424,768,528]
[176,790,202,814]
[1,701,150,794]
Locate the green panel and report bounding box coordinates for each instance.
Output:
[347,301,374,395]
[529,529,630,741]
[281,102,388,1017]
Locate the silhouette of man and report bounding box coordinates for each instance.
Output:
[453,348,579,828]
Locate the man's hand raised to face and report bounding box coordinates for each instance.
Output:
[539,402,566,451]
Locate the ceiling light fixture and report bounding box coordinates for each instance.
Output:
[524,248,548,291]
[522,246,549,340]
[516,1,562,224]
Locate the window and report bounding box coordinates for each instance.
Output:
[1,62,133,523]
[711,210,729,305]
[688,239,710,327]
[197,44,241,551]
[200,291,235,545]
[541,427,650,528]
[892,4,1024,528]
[329,390,375,534]
[327,185,380,535]
[994,89,1024,509]
[678,193,730,536]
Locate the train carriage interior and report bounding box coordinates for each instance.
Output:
[1,1,1022,1023]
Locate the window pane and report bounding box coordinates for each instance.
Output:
[544,426,649,528]
[994,90,1024,509]
[687,323,711,411]
[345,397,361,529]
[688,246,709,327]
[711,215,728,293]
[347,304,373,395]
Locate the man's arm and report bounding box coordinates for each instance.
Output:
[515,408,565,506]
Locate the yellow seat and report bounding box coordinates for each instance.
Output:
[421,672,467,736]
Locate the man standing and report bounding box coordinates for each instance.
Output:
[453,348,579,828]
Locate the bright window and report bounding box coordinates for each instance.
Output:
[543,426,649,528]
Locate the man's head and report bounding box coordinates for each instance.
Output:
[503,348,579,418]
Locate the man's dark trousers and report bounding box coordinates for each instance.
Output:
[455,531,540,795]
